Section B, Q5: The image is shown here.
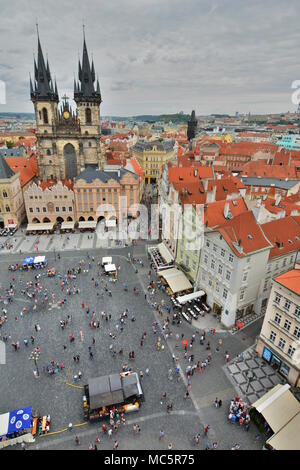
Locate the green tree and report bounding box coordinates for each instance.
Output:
[6,140,13,148]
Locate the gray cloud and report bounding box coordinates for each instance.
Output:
[0,0,300,115]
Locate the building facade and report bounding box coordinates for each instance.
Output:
[74,166,140,224]
[24,180,75,225]
[257,269,300,388]
[132,140,175,184]
[195,211,273,327]
[0,158,25,228]
[30,32,104,181]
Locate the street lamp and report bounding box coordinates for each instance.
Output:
[244,369,256,393]
[29,350,40,377]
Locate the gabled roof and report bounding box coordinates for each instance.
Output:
[275,269,300,296]
[4,156,38,187]
[261,216,300,259]
[204,198,248,228]
[0,156,15,179]
[217,211,272,257]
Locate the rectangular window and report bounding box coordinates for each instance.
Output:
[69,207,72,212]
[293,326,300,339]
[295,306,300,318]
[55,207,59,212]
[284,299,291,311]
[204,254,208,265]
[229,254,234,263]
[223,288,228,300]
[43,207,46,212]
[213,244,217,252]
[221,249,225,257]
[284,319,291,332]
[274,292,281,304]
[269,331,276,343]
[278,338,286,350]
[29,208,33,213]
[243,272,248,283]
[239,290,245,301]
[218,264,223,275]
[62,207,66,212]
[274,312,282,325]
[211,259,215,270]
[226,270,231,281]
[206,241,210,248]
[36,207,40,213]
[287,345,295,358]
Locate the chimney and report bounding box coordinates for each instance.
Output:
[203,179,208,192]
[194,168,198,177]
[275,194,281,206]
[224,201,230,218]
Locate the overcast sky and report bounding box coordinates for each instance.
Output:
[1,0,300,116]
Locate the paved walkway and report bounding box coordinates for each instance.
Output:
[223,346,285,404]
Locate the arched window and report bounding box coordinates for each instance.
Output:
[47,149,51,156]
[86,108,92,124]
[42,107,48,124]
[3,191,7,198]
[5,205,10,212]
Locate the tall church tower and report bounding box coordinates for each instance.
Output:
[74,34,103,168]
[187,110,198,142]
[31,29,104,181]
[31,31,59,179]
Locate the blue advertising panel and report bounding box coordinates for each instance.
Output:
[263,347,272,363]
[7,407,32,435]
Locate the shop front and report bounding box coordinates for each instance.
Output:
[262,346,290,379]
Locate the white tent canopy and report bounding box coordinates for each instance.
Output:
[78,221,97,229]
[157,267,192,294]
[104,263,117,273]
[102,257,112,265]
[0,412,9,437]
[157,243,174,264]
[176,290,206,305]
[34,256,46,264]
[26,223,54,231]
[61,221,75,230]
[106,219,116,227]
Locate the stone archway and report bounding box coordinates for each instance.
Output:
[64,143,77,179]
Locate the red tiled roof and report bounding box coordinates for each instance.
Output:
[5,156,38,187]
[217,211,272,257]
[241,161,298,179]
[261,216,300,259]
[207,176,245,201]
[204,198,248,228]
[39,179,74,191]
[275,269,300,296]
[168,165,214,184]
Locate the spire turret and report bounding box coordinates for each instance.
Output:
[74,33,101,104]
[31,29,58,102]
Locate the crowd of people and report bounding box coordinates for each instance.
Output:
[0,247,252,451]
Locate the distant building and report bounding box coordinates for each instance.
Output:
[131,139,175,184]
[257,269,300,387]
[0,157,25,228]
[187,110,198,142]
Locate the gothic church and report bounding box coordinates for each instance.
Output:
[30,31,104,181]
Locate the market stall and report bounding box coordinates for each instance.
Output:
[157,267,192,295]
[0,407,34,449]
[33,256,47,269]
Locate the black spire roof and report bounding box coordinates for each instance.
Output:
[187,109,198,141]
[74,34,102,104]
[31,31,58,102]
[0,156,15,180]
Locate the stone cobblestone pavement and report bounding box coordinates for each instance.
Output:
[223,346,286,404]
[0,243,264,450]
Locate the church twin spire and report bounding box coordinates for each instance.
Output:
[30,31,58,102]
[31,27,101,104]
[74,35,102,103]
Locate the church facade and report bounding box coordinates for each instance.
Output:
[30,33,104,181]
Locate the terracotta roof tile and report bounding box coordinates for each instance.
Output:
[275,269,300,296]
